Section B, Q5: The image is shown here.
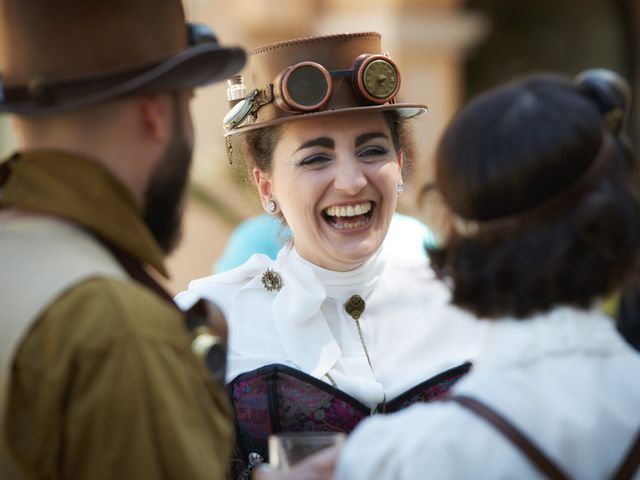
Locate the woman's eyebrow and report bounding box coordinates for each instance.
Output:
[296,137,335,152]
[355,132,389,147]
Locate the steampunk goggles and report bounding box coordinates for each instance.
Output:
[224,53,401,131]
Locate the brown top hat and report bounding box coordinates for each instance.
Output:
[0,0,246,116]
[223,32,427,137]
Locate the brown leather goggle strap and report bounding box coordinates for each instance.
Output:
[450,395,571,480]
[451,395,640,479]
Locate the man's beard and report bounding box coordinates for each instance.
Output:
[143,112,193,254]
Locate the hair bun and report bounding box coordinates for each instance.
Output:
[575,69,631,134]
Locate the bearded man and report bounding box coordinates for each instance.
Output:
[0,0,245,478]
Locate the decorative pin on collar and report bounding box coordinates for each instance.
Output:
[344,294,366,320]
[261,268,283,292]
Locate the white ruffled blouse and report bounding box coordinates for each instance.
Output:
[175,218,484,409]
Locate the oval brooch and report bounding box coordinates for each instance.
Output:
[344,294,366,320]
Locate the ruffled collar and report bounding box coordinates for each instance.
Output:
[218,242,389,379]
[288,243,388,300]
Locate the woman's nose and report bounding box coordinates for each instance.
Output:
[334,157,367,194]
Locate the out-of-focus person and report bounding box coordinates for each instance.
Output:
[0,0,245,478]
[176,32,483,477]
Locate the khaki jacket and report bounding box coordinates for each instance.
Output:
[0,151,233,479]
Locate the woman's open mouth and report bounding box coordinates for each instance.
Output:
[322,201,374,230]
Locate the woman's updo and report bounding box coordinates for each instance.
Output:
[429,71,640,319]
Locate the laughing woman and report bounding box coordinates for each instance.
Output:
[176,33,483,475]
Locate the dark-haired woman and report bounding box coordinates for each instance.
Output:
[323,70,640,479]
[176,33,483,475]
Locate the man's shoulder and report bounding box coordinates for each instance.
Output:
[13,276,189,376]
[48,277,186,346]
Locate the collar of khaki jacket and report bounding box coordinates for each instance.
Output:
[0,150,168,277]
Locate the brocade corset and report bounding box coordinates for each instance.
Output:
[228,362,471,477]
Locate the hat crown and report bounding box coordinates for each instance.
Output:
[246,32,382,93]
[0,0,187,85]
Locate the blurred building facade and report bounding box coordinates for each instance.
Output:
[0,0,637,292]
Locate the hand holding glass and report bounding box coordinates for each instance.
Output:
[268,432,345,471]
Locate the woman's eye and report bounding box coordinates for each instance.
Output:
[298,154,331,167]
[359,146,389,159]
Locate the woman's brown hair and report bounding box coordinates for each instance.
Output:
[428,72,640,319]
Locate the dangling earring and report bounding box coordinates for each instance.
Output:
[397,178,404,195]
[265,199,277,214]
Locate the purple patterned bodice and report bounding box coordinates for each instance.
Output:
[228,362,471,477]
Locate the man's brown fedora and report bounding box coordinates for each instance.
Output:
[223,32,427,137]
[0,0,246,116]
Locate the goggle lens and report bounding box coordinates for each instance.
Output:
[362,59,398,99]
[286,65,330,108]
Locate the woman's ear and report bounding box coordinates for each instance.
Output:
[253,167,272,198]
[397,150,404,171]
[253,167,279,214]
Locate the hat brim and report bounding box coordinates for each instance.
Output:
[0,43,246,116]
[224,103,428,137]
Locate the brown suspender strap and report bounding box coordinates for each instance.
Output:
[104,241,175,304]
[451,395,640,480]
[450,395,570,480]
[613,429,640,480]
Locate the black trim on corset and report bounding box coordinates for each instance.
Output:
[230,363,372,415]
[267,369,282,433]
[229,361,473,413]
[384,362,472,412]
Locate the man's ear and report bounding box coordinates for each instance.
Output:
[137,93,172,142]
[253,167,276,211]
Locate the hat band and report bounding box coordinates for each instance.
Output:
[1,23,218,108]
[452,132,615,236]
[2,63,160,106]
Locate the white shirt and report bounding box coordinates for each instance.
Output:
[336,307,640,480]
[176,217,484,409]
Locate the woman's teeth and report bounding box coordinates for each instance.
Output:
[324,202,371,218]
[332,218,368,229]
[323,202,372,230]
